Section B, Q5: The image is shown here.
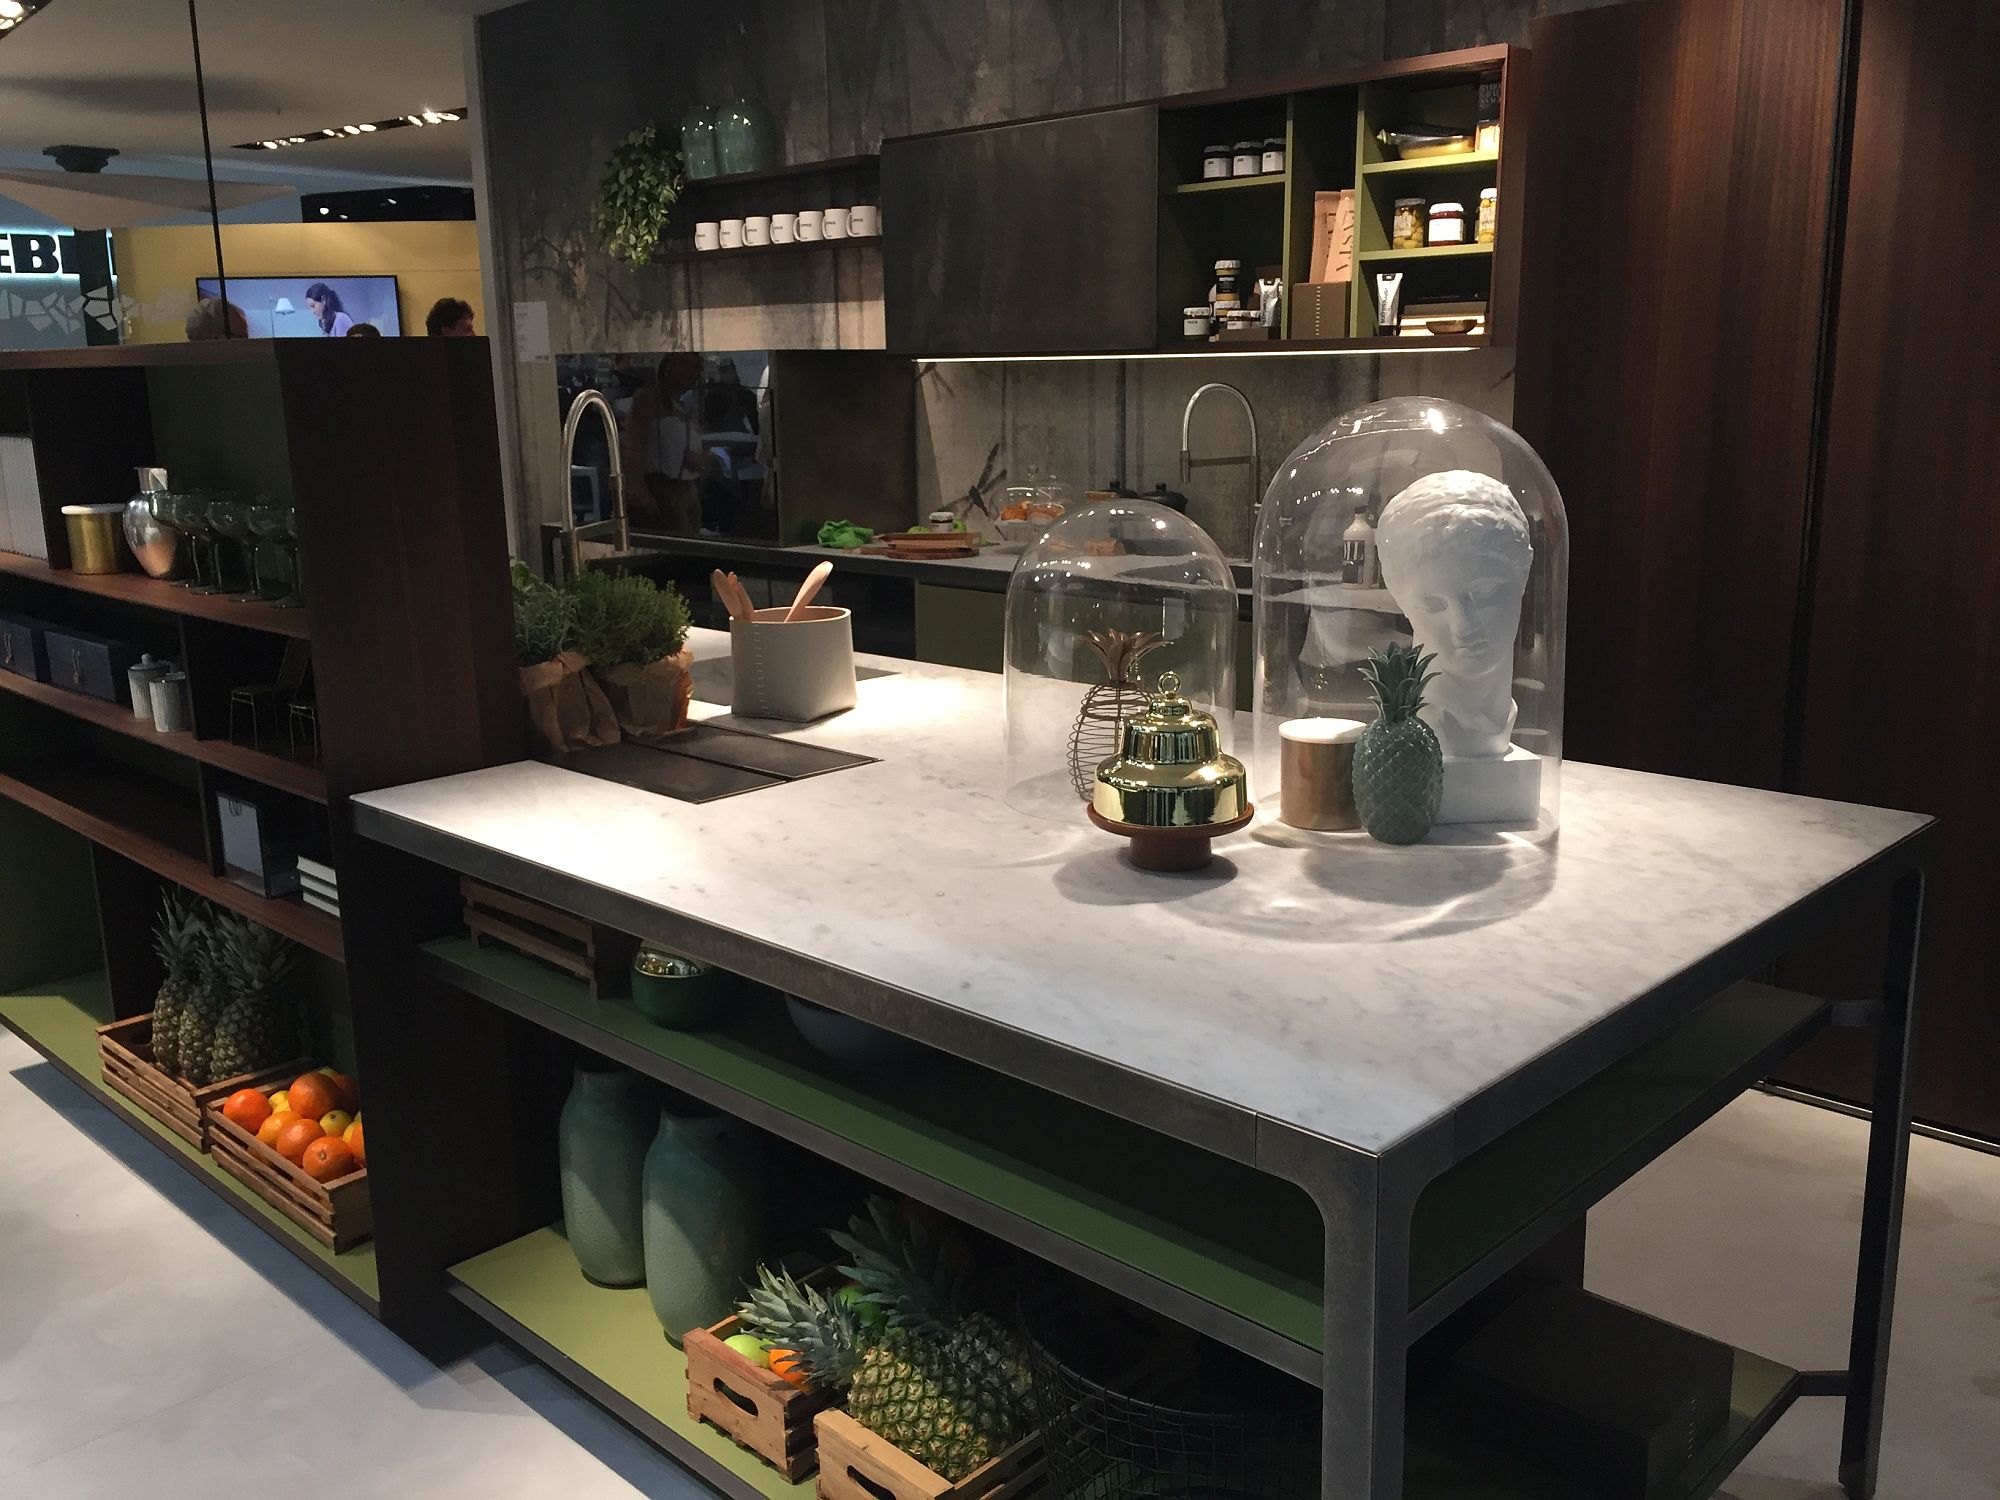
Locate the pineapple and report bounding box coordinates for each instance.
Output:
[738,1264,870,1390]
[200,913,299,1085]
[1352,644,1443,845]
[146,892,206,1079]
[173,918,232,1087]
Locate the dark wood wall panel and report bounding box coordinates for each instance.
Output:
[1511,0,1843,789]
[1777,0,2000,1139]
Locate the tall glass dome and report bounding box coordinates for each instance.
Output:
[1004,498,1238,821]
[1250,397,1568,840]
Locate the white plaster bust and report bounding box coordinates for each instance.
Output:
[1375,469,1531,760]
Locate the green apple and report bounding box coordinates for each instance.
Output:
[723,1333,771,1366]
[836,1282,887,1332]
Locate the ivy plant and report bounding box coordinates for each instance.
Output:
[592,125,686,270]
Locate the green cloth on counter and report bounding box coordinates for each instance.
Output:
[816,519,875,549]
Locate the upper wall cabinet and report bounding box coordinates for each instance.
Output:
[882,106,1160,356]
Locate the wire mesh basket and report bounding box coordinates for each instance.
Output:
[1020,1285,1318,1500]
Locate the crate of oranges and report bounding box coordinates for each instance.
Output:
[204,1068,372,1251]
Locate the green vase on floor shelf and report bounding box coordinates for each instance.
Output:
[642,1095,764,1343]
[558,1062,654,1287]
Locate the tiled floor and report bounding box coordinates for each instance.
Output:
[2,1030,1995,1498]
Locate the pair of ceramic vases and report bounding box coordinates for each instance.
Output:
[557,1062,762,1340]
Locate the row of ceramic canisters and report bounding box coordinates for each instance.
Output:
[694,205,880,251]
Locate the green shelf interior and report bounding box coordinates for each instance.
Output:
[1170,172,1287,195]
[1360,148,1501,176]
[0,971,379,1305]
[450,1226,812,1500]
[1357,243,1493,262]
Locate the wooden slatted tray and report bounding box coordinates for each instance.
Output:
[96,1013,303,1150]
[204,1086,372,1251]
[462,876,638,999]
[686,1305,837,1481]
[815,1410,1044,1500]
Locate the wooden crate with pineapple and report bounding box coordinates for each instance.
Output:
[708,1198,1045,1499]
[96,892,309,1151]
[686,1301,838,1481]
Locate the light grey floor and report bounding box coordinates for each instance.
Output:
[1,1030,1995,1498]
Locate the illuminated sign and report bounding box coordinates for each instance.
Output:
[0,232,78,279]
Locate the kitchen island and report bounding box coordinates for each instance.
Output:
[350,630,1930,1500]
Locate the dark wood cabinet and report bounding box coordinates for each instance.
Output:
[883,105,1159,356]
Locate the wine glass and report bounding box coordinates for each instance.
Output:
[280,503,306,609]
[246,497,298,608]
[206,494,260,601]
[179,489,226,595]
[153,490,204,590]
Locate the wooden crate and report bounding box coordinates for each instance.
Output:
[204,1087,372,1251]
[686,1312,836,1481]
[461,877,638,998]
[815,1411,1045,1500]
[95,1014,303,1151]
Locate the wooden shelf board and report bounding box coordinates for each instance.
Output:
[450,1227,812,1500]
[1357,243,1494,262]
[1361,148,1501,176]
[1170,172,1287,195]
[1162,335,1489,355]
[657,237,883,266]
[0,971,377,1311]
[0,765,343,959]
[684,153,878,191]
[0,551,311,640]
[0,341,277,372]
[0,668,326,802]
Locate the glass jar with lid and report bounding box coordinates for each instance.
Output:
[1201,144,1233,180]
[1476,187,1499,244]
[1261,137,1286,173]
[1231,140,1262,176]
[1210,258,1242,312]
[1392,197,1427,250]
[1427,201,1467,245]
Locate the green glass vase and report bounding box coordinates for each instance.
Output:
[642,1097,765,1342]
[558,1062,655,1287]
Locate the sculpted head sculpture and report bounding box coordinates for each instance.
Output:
[1375,469,1532,760]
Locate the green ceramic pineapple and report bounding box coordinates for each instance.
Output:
[200,912,300,1084]
[146,892,207,1079]
[1352,644,1443,845]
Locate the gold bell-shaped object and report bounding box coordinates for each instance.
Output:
[1089,671,1253,871]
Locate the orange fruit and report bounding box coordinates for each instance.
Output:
[342,1118,365,1166]
[274,1117,324,1165]
[299,1136,357,1183]
[257,1110,298,1147]
[316,1068,359,1112]
[285,1073,338,1121]
[222,1089,272,1134]
[767,1349,813,1391]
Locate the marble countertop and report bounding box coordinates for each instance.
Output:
[354,631,1930,1161]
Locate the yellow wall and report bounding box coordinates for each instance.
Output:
[112,220,481,343]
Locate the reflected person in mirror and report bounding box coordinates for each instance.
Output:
[1375,469,1531,760]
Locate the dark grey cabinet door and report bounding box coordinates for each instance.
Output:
[883,105,1159,355]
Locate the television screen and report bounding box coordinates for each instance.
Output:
[193,275,402,337]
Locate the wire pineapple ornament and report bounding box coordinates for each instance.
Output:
[1067,628,1168,800]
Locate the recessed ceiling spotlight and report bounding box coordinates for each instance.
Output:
[357,122,376,132]
[0,18,15,30]
[0,2,25,17]
[230,106,469,152]
[318,206,331,215]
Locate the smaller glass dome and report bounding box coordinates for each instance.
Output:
[1250,397,1568,840]
[1004,498,1238,821]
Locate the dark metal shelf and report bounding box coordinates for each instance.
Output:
[656,236,883,266]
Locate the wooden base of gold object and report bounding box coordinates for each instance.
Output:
[1087,803,1255,872]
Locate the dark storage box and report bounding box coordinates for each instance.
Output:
[1435,1286,1735,1499]
[42,625,140,705]
[216,788,303,898]
[0,611,54,682]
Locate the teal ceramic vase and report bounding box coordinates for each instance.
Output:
[711,98,773,175]
[558,1062,655,1287]
[680,102,718,179]
[642,1097,765,1342]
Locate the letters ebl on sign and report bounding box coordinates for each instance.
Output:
[0,233,74,278]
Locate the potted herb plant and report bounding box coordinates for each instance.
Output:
[514,561,618,756]
[568,568,695,739]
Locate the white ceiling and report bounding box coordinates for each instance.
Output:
[0,0,524,209]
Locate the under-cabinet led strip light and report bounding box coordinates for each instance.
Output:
[919,344,1480,364]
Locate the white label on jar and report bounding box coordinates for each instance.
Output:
[1203,158,1229,179]
[1233,153,1259,176]
[1262,150,1284,172]
[1429,219,1466,245]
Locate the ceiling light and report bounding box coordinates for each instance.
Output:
[0,2,24,17]
[0,18,15,30]
[357,122,376,132]
[438,112,460,122]
[341,124,362,135]
[229,105,468,153]
[318,206,331,215]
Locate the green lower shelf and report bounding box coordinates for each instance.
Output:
[450,1226,812,1500]
[0,971,379,1307]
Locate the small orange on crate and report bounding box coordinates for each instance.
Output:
[222,1088,273,1134]
[258,1110,297,1147]
[768,1349,813,1391]
[342,1117,365,1165]
[285,1072,339,1121]
[300,1136,357,1183]
[274,1117,324,1164]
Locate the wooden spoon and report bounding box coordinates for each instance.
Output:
[711,569,745,622]
[784,561,834,623]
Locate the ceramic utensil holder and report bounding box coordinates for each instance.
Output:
[149,670,192,733]
[729,606,856,722]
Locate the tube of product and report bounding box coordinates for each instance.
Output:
[1375,272,1404,334]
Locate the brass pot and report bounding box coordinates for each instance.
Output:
[1090,671,1251,870]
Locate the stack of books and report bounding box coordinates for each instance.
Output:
[297,856,339,919]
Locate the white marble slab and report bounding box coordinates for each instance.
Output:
[355,631,1928,1156]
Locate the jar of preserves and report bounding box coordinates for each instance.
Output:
[1232,141,1261,177]
[1201,144,1232,180]
[1183,305,1215,339]
[1476,186,1498,244]
[1427,200,1467,245]
[1261,137,1285,173]
[1392,198,1426,250]
[1211,259,1242,312]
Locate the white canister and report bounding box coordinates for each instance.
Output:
[149,670,193,734]
[693,221,720,251]
[718,218,745,249]
[770,212,797,244]
[821,209,849,240]
[795,210,824,242]
[743,215,771,246]
[847,204,880,237]
[729,607,857,722]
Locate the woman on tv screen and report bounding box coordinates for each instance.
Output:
[305,282,353,337]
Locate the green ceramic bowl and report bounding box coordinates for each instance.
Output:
[631,948,734,1030]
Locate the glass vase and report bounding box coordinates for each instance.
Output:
[558,1062,654,1287]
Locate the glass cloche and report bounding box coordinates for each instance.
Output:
[1004,497,1239,821]
[1250,397,1568,840]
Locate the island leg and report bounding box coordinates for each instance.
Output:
[1839,868,1925,1499]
